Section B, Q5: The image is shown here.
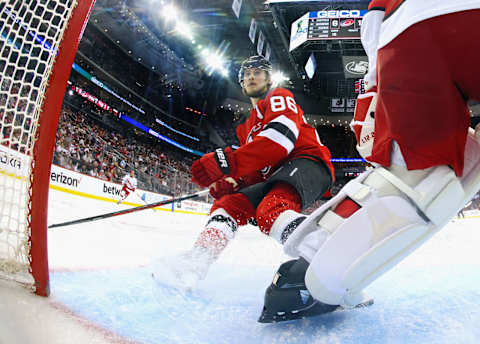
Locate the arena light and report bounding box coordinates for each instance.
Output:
[206,53,225,70]
[175,21,194,39]
[200,48,230,77]
[220,68,229,77]
[161,4,178,21]
[271,71,289,86]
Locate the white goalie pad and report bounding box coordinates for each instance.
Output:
[297,128,480,306]
[350,91,377,161]
[283,170,373,261]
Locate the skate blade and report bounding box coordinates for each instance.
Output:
[258,298,374,323]
[342,298,374,309]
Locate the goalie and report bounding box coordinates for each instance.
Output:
[259,0,480,321]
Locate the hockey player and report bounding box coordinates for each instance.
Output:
[117,170,137,204]
[159,55,334,290]
[260,0,480,321]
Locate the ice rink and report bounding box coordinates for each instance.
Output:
[2,189,480,344]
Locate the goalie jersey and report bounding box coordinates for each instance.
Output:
[233,88,334,181]
[369,0,480,50]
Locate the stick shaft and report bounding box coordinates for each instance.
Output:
[48,189,209,229]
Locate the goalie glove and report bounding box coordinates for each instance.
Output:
[350,86,377,161]
[191,147,237,188]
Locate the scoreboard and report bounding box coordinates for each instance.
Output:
[308,10,365,40]
[290,10,367,51]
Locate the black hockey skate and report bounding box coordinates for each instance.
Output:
[258,258,373,323]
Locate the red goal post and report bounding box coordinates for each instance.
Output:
[0,0,95,296]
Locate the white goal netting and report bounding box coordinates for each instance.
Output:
[0,0,79,289]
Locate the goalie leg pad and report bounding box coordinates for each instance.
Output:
[283,170,373,260]
[304,128,480,305]
[350,91,377,161]
[305,178,432,305]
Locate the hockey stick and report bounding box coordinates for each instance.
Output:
[48,189,210,229]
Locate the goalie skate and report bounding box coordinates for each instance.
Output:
[258,258,373,323]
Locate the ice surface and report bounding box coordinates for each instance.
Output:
[1,189,480,343]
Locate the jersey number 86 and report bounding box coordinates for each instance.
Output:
[270,96,298,114]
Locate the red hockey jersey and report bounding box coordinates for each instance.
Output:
[368,0,480,50]
[232,88,334,182]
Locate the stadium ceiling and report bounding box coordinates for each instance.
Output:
[89,0,370,109]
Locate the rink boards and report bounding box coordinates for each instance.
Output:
[0,145,210,215]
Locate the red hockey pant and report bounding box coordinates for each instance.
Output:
[210,182,301,235]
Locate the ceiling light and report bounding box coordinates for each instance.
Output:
[175,21,193,39]
[220,68,229,77]
[206,53,224,69]
[271,71,289,86]
[161,4,178,21]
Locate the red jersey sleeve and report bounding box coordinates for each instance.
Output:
[368,0,388,10]
[232,88,303,178]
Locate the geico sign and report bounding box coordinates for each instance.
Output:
[315,10,362,18]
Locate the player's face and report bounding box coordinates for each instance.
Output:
[242,68,270,98]
[130,170,134,177]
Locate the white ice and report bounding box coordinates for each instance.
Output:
[1,189,480,344]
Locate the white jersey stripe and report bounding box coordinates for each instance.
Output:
[270,115,299,139]
[257,115,299,154]
[258,128,295,154]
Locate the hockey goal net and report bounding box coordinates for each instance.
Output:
[0,0,94,296]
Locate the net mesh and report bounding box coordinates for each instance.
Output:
[0,0,78,287]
